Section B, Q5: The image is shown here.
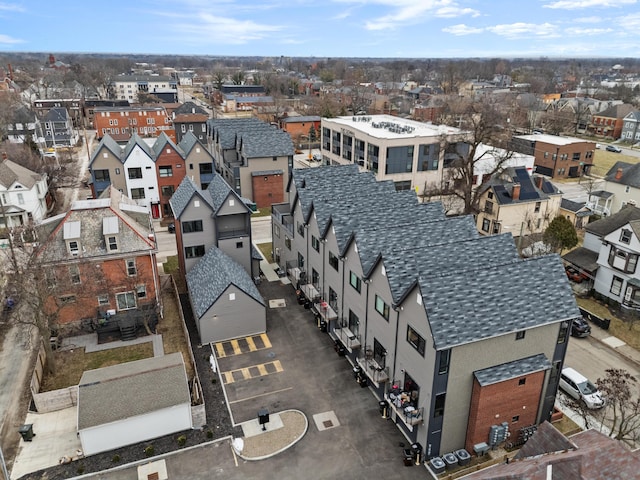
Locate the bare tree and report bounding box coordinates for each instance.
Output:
[597,368,640,445]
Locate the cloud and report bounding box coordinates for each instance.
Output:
[333,0,480,31]
[0,33,23,44]
[0,2,25,12]
[442,24,484,35]
[173,13,282,44]
[486,22,559,38]
[564,26,613,35]
[543,0,636,9]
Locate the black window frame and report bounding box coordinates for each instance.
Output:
[407,325,426,356]
[94,169,110,182]
[185,244,206,258]
[349,271,361,293]
[182,220,203,233]
[329,251,339,271]
[128,167,143,179]
[311,235,320,252]
[375,294,390,321]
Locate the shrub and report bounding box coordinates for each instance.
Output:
[144,445,155,457]
[206,430,213,439]
[76,465,85,474]
[111,454,120,463]
[177,435,187,446]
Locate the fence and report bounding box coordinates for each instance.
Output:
[579,307,610,330]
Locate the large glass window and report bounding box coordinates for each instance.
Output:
[348,310,359,337]
[199,163,213,175]
[329,251,339,270]
[349,271,361,293]
[185,245,205,258]
[417,144,440,171]
[159,166,173,177]
[438,350,451,374]
[342,135,353,161]
[385,146,414,174]
[182,220,203,233]
[375,295,390,320]
[130,188,145,199]
[434,393,446,417]
[116,291,136,310]
[94,169,110,182]
[608,246,638,274]
[367,143,379,173]
[407,325,425,356]
[128,167,143,179]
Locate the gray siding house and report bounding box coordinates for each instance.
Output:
[186,247,265,344]
[272,164,579,457]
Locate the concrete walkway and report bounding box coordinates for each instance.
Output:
[587,320,640,367]
[61,333,164,357]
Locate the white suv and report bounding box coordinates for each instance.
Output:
[559,367,604,409]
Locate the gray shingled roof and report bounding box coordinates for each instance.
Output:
[585,205,640,237]
[36,187,155,263]
[174,101,208,116]
[240,129,294,158]
[474,353,551,386]
[205,174,248,214]
[605,160,640,188]
[43,107,69,122]
[89,135,123,168]
[186,247,264,319]
[170,176,205,218]
[560,198,587,213]
[0,159,43,190]
[78,352,189,430]
[421,255,580,349]
[281,116,321,123]
[123,133,155,160]
[177,131,201,156]
[152,132,182,157]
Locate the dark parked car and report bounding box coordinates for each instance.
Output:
[167,223,175,234]
[571,317,591,338]
[606,145,622,153]
[565,266,584,283]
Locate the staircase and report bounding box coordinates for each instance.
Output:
[119,318,137,341]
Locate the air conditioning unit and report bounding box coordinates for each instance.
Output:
[106,309,116,317]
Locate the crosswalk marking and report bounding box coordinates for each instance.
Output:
[213,333,271,358]
[221,360,283,384]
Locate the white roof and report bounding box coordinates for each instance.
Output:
[325,114,462,140]
[516,133,593,146]
[63,221,81,240]
[102,216,119,235]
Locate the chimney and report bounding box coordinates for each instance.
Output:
[616,168,624,180]
[535,176,544,190]
[512,183,521,200]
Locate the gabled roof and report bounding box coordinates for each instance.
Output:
[0,159,43,190]
[585,205,640,237]
[123,133,155,160]
[170,176,208,218]
[605,160,640,188]
[623,110,640,122]
[43,107,69,122]
[560,198,588,213]
[594,103,635,119]
[36,187,155,262]
[90,135,123,167]
[152,132,182,157]
[78,352,189,430]
[481,167,559,205]
[205,174,248,214]
[173,101,208,116]
[186,247,264,319]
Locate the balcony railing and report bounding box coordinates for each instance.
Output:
[356,355,389,386]
[334,326,361,351]
[385,392,424,430]
[585,201,610,217]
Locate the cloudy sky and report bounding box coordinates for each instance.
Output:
[1,0,639,58]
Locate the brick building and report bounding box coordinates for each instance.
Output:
[93,106,175,142]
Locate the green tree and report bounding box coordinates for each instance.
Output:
[543,216,578,253]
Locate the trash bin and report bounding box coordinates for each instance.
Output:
[19,424,35,442]
[379,400,389,418]
[403,448,414,466]
[319,319,327,332]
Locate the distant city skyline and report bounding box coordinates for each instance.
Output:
[1,0,639,59]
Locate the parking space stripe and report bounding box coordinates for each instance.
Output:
[214,342,226,358]
[213,334,272,358]
[220,360,284,384]
[230,339,242,355]
[246,336,257,352]
[260,333,272,349]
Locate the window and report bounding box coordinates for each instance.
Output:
[385,146,414,174]
[136,285,147,298]
[434,393,446,418]
[274,224,280,238]
[69,265,80,284]
[161,185,175,197]
[329,252,339,271]
[484,201,493,214]
[481,218,490,232]
[285,236,291,250]
[126,259,137,276]
[611,276,623,296]
[182,220,203,233]
[558,321,570,344]
[518,378,526,386]
[407,326,426,356]
[348,310,360,336]
[298,252,304,268]
[512,415,520,423]
[59,295,76,305]
[185,245,205,258]
[159,166,173,177]
[438,350,451,374]
[17,193,24,205]
[608,246,638,273]
[199,163,213,175]
[621,229,632,244]
[375,295,390,320]
[516,331,525,340]
[130,188,145,199]
[107,236,118,251]
[116,291,136,310]
[94,169,110,182]
[236,241,243,249]
[534,202,541,213]
[97,294,109,305]
[128,168,143,179]
[68,240,79,256]
[349,271,361,293]
[297,222,305,237]
[312,235,320,252]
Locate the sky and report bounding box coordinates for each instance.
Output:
[1,0,640,59]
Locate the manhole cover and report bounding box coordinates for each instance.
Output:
[323,420,333,428]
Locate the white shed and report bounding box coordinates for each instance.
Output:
[77,352,192,456]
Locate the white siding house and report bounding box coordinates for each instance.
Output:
[0,156,49,226]
[122,135,159,213]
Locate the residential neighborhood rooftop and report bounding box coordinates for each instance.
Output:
[324,114,462,139]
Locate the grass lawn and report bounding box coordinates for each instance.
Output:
[40,276,194,391]
[576,296,640,351]
[256,242,273,263]
[163,255,179,274]
[590,150,640,178]
[253,207,271,217]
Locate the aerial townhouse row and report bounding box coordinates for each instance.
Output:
[93,106,175,142]
[88,132,215,219]
[271,164,580,459]
[207,118,295,208]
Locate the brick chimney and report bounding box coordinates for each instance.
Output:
[616,168,624,180]
[512,183,521,200]
[535,176,544,190]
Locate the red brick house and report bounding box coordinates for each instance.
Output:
[35,187,159,326]
[588,103,635,139]
[279,116,321,146]
[153,133,187,218]
[94,106,175,142]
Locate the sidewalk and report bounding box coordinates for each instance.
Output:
[587,323,640,367]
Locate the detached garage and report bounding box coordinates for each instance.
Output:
[187,246,266,344]
[77,352,192,456]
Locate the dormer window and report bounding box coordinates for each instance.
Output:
[103,216,119,252]
[620,229,632,244]
[63,221,81,256]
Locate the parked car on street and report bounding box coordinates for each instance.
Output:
[559,367,605,409]
[167,223,175,234]
[571,317,591,338]
[606,145,622,153]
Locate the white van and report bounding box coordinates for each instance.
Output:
[559,367,604,409]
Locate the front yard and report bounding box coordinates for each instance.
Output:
[576,296,640,351]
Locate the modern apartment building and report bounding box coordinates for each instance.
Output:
[319,115,466,194]
[93,106,174,142]
[271,164,579,458]
[110,75,177,103]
